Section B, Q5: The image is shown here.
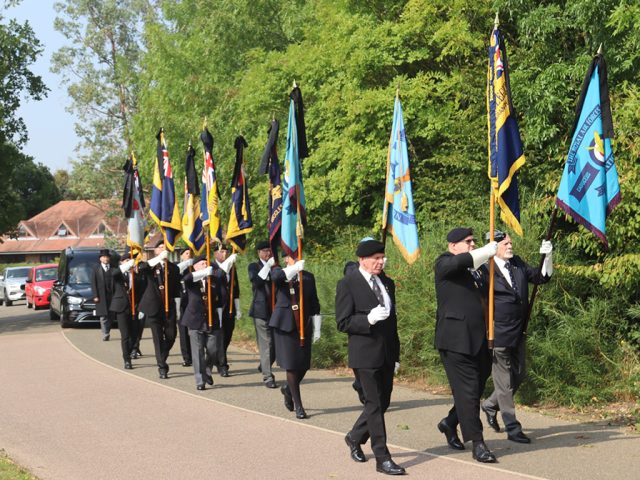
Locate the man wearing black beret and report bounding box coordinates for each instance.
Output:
[434,227,498,462]
[336,238,405,475]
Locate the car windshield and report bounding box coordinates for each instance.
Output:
[68,262,93,285]
[6,268,30,278]
[35,267,57,282]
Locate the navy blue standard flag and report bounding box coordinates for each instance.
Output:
[200,127,222,243]
[487,25,525,236]
[150,128,182,251]
[259,119,283,258]
[182,144,205,255]
[556,51,621,246]
[226,136,254,252]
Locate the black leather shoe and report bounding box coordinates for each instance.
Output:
[344,433,366,463]
[124,360,133,370]
[182,361,192,367]
[376,459,406,475]
[220,366,230,377]
[472,441,497,463]
[159,372,168,379]
[205,374,214,386]
[482,405,501,432]
[281,385,294,411]
[257,363,262,372]
[295,405,307,419]
[352,381,365,405]
[196,385,205,391]
[437,419,465,450]
[507,432,531,444]
[265,379,278,389]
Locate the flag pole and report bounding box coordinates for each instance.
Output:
[206,234,213,328]
[130,258,136,316]
[296,184,305,347]
[164,255,169,313]
[488,186,496,349]
[229,247,236,315]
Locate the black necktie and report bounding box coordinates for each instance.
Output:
[370,276,385,307]
[504,261,516,289]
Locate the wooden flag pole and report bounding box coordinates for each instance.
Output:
[488,188,496,349]
[229,247,236,315]
[164,256,169,313]
[206,234,213,328]
[130,261,136,316]
[296,184,305,347]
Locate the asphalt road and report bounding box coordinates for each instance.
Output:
[0,301,638,479]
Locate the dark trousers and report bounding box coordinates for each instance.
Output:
[113,309,134,362]
[350,363,395,460]
[148,308,177,372]
[439,347,491,442]
[131,312,145,353]
[221,315,236,368]
[178,324,192,363]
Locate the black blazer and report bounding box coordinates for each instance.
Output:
[212,263,240,321]
[91,264,113,317]
[108,268,131,314]
[481,256,549,348]
[181,272,221,331]
[248,261,272,319]
[269,267,320,333]
[434,252,488,356]
[137,261,180,317]
[335,269,400,369]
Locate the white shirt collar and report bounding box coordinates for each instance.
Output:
[358,266,373,283]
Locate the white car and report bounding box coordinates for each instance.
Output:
[0,266,31,306]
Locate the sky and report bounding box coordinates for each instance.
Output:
[4,0,79,173]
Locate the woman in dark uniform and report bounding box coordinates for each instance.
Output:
[269,256,321,419]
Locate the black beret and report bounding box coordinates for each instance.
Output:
[485,230,506,242]
[446,227,473,243]
[255,240,271,250]
[99,249,111,257]
[356,239,385,257]
[154,238,165,248]
[193,254,207,264]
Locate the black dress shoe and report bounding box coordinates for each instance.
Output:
[344,433,366,463]
[352,381,365,405]
[205,374,214,386]
[257,363,262,373]
[124,360,133,370]
[472,441,497,463]
[159,372,168,379]
[482,405,501,432]
[265,379,278,389]
[220,366,230,377]
[507,431,531,444]
[182,361,192,367]
[281,385,294,411]
[295,405,307,419]
[376,459,406,475]
[196,385,205,391]
[437,419,465,450]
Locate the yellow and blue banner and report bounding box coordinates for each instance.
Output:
[182,144,205,255]
[487,26,525,236]
[281,88,307,260]
[381,93,420,264]
[199,127,222,243]
[150,128,182,251]
[556,52,621,246]
[259,119,283,258]
[226,135,253,252]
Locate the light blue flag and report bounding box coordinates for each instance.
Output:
[382,94,420,264]
[556,53,621,247]
[281,95,306,259]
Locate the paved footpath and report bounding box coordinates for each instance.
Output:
[0,305,638,479]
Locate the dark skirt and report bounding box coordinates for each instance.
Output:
[273,318,312,370]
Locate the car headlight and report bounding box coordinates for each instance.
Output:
[66,296,84,305]
[34,286,47,295]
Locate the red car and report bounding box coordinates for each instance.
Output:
[25,263,58,309]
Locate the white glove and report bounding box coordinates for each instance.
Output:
[234,298,241,319]
[192,266,213,282]
[312,314,322,343]
[148,250,169,267]
[394,362,400,375]
[177,258,194,274]
[216,308,223,323]
[540,240,553,277]
[257,259,274,280]
[367,305,390,325]
[138,311,145,320]
[469,241,498,269]
[219,253,238,274]
[119,259,135,273]
[283,260,305,281]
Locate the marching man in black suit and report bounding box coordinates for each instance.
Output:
[336,238,405,476]
[434,227,497,463]
[177,249,195,367]
[212,244,239,377]
[137,240,181,379]
[480,231,552,444]
[247,241,278,388]
[109,252,136,369]
[181,255,222,390]
[91,249,114,341]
